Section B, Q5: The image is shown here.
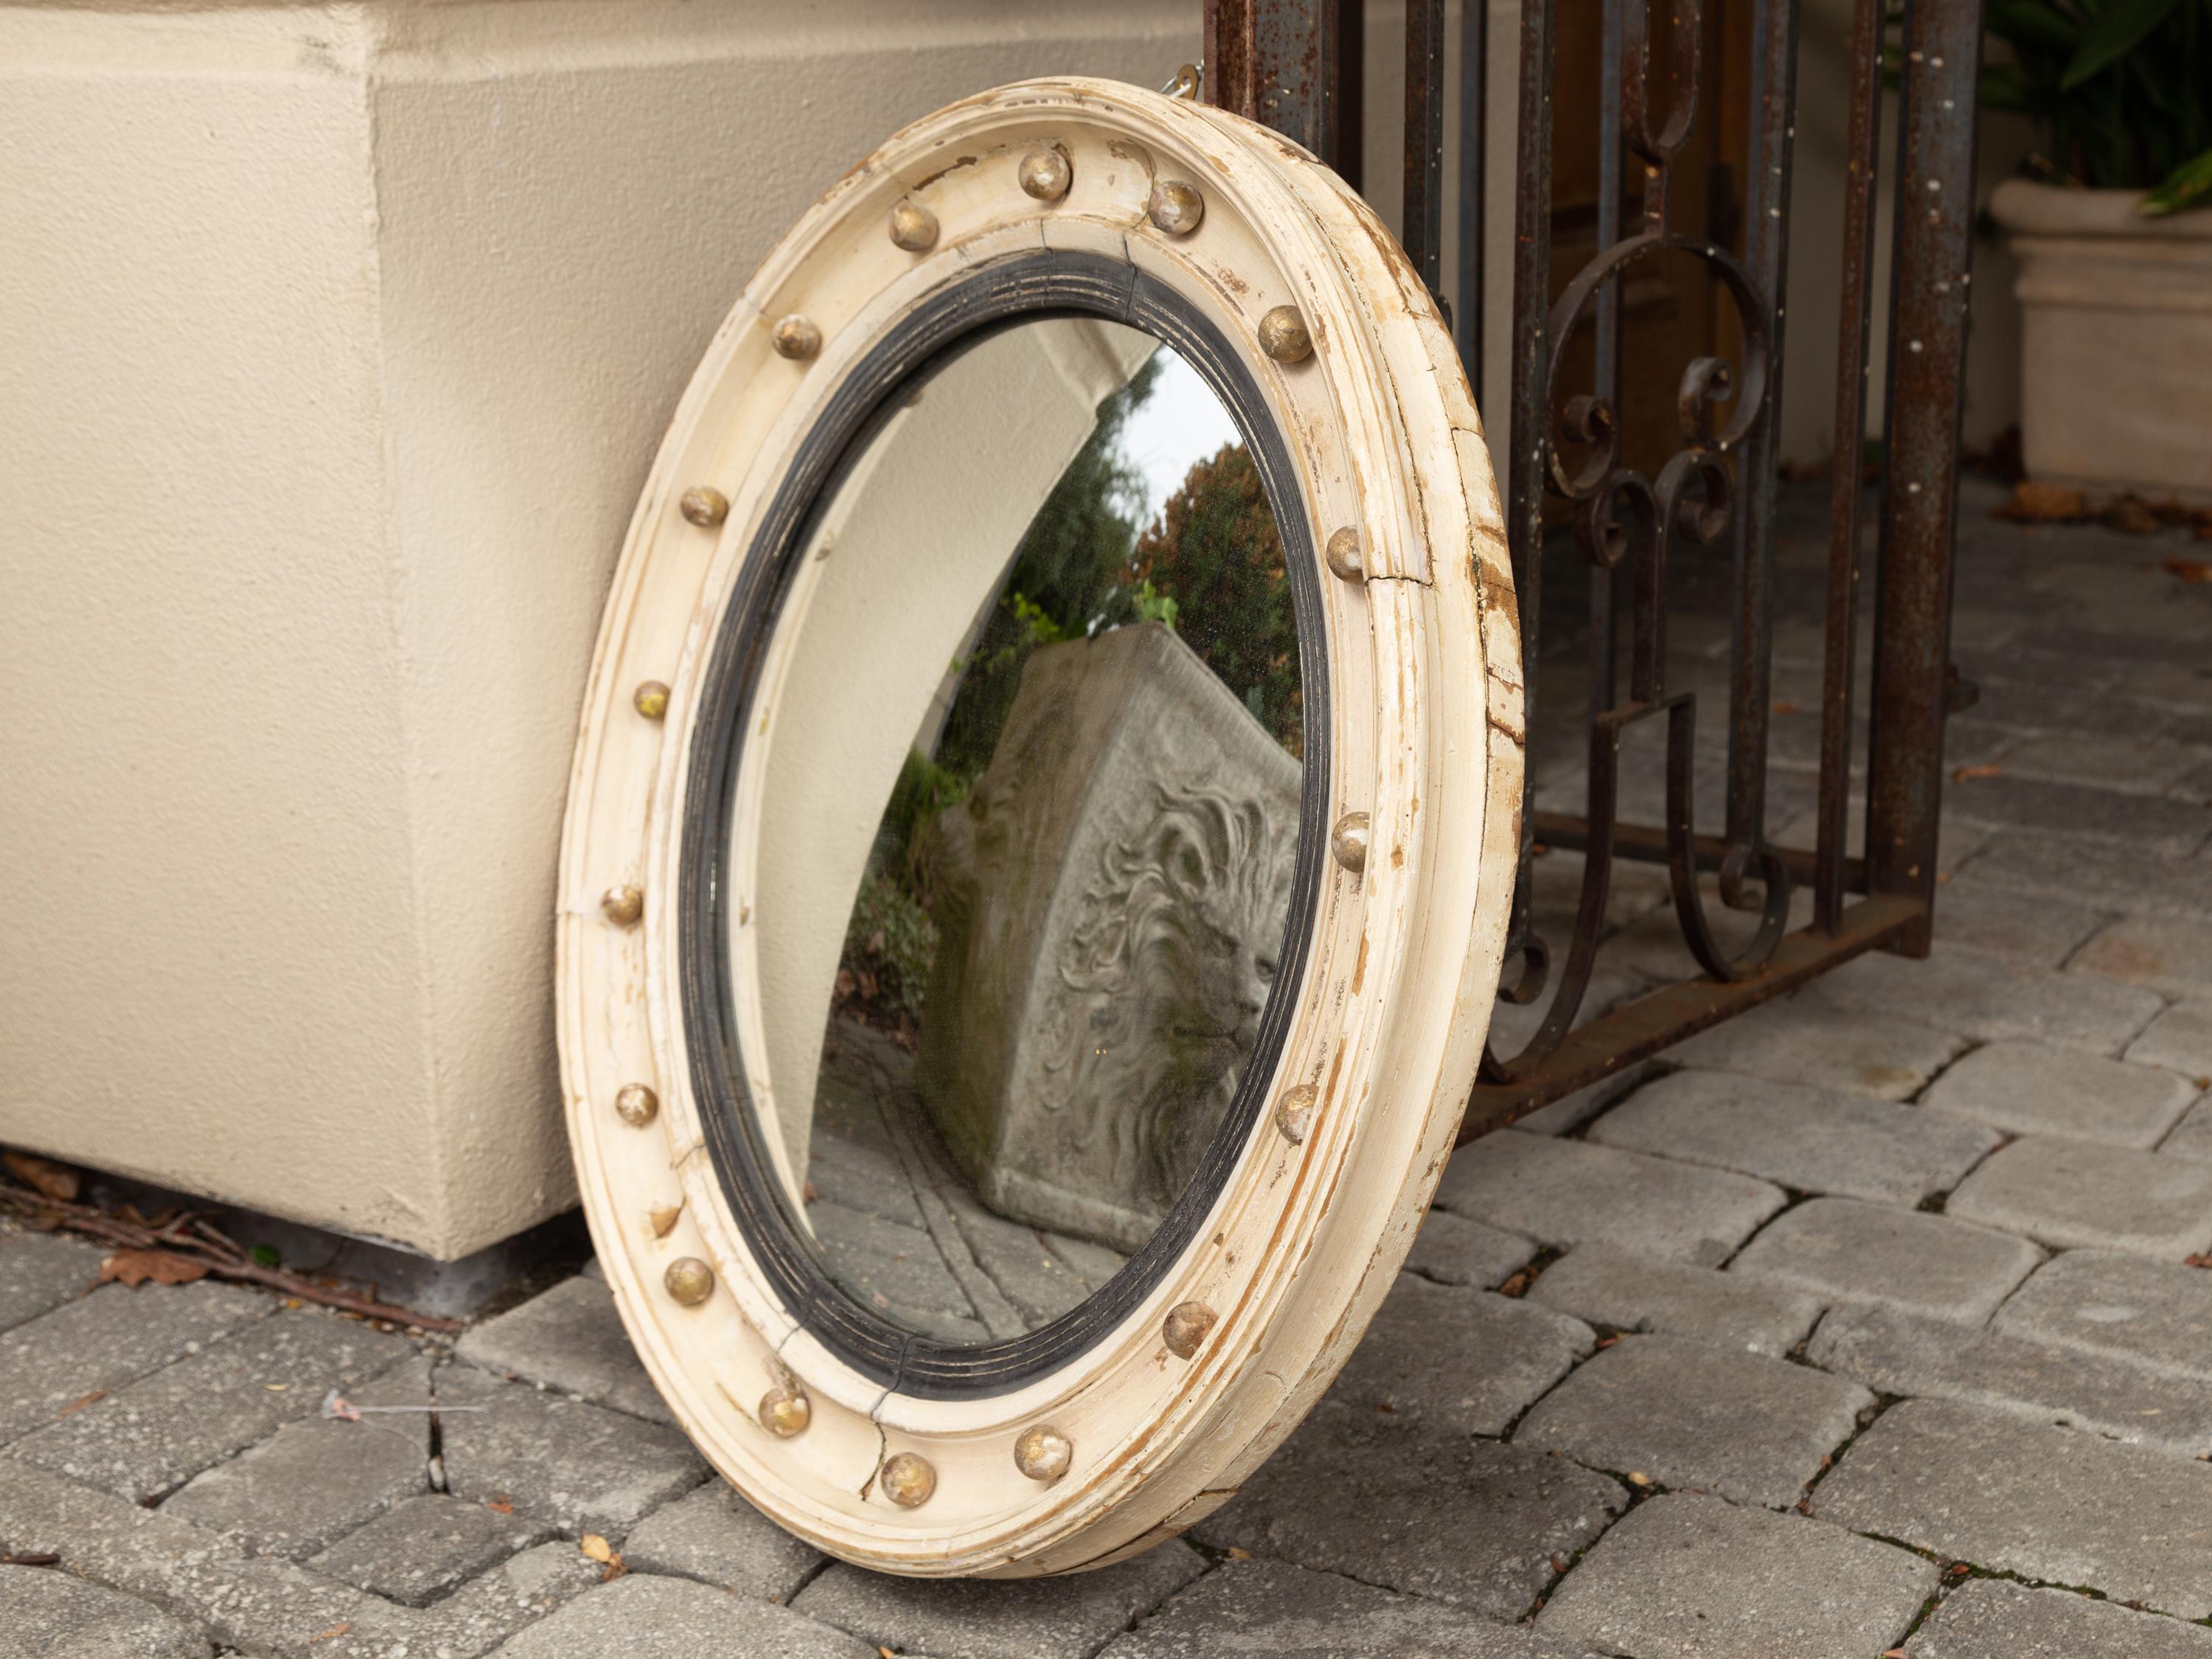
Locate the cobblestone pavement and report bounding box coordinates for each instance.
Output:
[4,484,2212,1656]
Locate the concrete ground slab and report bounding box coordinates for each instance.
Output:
[0,1564,210,1659]
[490,1573,875,1658]
[618,1479,825,1604]
[1921,1040,2199,1148]
[1535,1493,1938,1659]
[1994,1249,2212,1381]
[1526,1246,1820,1357]
[1816,1397,2212,1618]
[1728,1197,2043,1324]
[455,1276,672,1425]
[1664,995,1969,1100]
[1321,1273,1593,1436]
[1513,1333,1872,1509]
[1947,1137,2212,1257]
[1905,1577,2212,1658]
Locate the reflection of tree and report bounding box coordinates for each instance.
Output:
[836,359,1303,1037]
[1130,445,1301,755]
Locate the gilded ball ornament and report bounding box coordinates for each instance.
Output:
[600,885,644,926]
[1161,1300,1217,1360]
[771,314,821,361]
[1274,1084,1318,1144]
[880,1451,936,1508]
[632,681,670,721]
[1329,813,1371,874]
[1257,305,1313,364]
[1325,526,1366,582]
[1013,1425,1073,1484]
[1147,179,1205,235]
[663,1256,715,1307]
[759,1382,811,1439]
[613,1083,659,1128]
[678,487,728,528]
[1018,147,1072,202]
[888,201,939,252]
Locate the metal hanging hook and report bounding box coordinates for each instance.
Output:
[1159,62,1202,100]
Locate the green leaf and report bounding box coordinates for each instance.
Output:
[2140,145,2212,212]
[1988,0,2084,50]
[2062,0,2183,85]
[249,1243,281,1269]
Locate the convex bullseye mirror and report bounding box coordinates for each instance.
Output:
[559,77,1524,1577]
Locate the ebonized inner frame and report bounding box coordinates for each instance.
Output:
[679,247,1335,1399]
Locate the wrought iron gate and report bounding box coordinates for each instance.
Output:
[1203,0,1986,1131]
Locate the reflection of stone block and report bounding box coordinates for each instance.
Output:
[919,622,1299,1251]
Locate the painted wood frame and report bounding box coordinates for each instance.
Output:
[557,75,1523,1577]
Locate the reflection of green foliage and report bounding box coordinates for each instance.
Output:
[838,866,939,1030]
[1130,444,1301,754]
[1129,579,1179,630]
[934,357,1161,782]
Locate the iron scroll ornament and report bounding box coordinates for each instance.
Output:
[1481,229,1792,1085]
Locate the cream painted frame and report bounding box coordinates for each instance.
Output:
[557,77,1523,1577]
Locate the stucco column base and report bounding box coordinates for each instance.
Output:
[0,1,1194,1259]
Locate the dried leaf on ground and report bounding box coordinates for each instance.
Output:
[2187,1253,2212,1269]
[1997,480,2087,522]
[2,1151,82,1203]
[1951,762,2003,783]
[487,1495,514,1514]
[580,1533,627,1581]
[55,1389,106,1419]
[99,1249,209,1288]
[2164,554,2212,585]
[2104,496,2162,535]
[310,1624,353,1644]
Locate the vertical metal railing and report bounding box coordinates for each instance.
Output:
[1207,0,1986,1124]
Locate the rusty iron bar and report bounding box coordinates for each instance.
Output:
[1720,0,1801,912]
[1403,0,1446,293]
[1204,0,1359,175]
[1529,813,1865,893]
[1453,0,1488,394]
[1220,0,1974,1117]
[1864,0,1985,956]
[1813,0,1891,935]
[1459,894,1924,1138]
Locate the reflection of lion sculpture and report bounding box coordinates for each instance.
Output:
[1037,784,1293,1220]
[915,623,1301,1251]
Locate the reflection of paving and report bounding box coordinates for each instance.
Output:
[806,1018,1127,1344]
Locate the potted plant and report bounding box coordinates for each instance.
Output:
[1982,0,2212,501]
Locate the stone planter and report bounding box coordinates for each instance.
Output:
[1989,178,2212,504]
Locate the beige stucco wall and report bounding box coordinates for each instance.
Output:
[0,0,1196,1259]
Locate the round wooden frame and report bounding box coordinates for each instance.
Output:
[557,77,1524,1578]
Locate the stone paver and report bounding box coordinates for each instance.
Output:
[1590,1071,1999,1205]
[1924,868,2111,970]
[1966,830,2212,922]
[0,1281,268,1444]
[1535,1493,1938,1659]
[10,1307,411,1502]
[1995,1248,2212,1380]
[1665,995,1969,1100]
[1906,1577,2212,1658]
[2165,1096,2212,1161]
[433,1362,708,1537]
[619,1479,824,1603]
[1526,1245,1820,1357]
[0,1564,210,1659]
[1433,1131,1787,1267]
[2071,913,2212,998]
[1816,1397,2212,1618]
[0,1231,103,1332]
[2131,998,2212,1080]
[0,1455,601,1659]
[456,1275,672,1425]
[1809,1302,2212,1458]
[794,1544,1206,1659]
[159,1356,431,1555]
[1947,1136,2212,1256]
[310,1492,553,1606]
[1514,1333,1871,1508]
[1098,1559,1594,1658]
[1321,1273,1593,1435]
[1402,1208,1536,1289]
[1945,770,2211,854]
[493,1573,875,1658]
[1810,944,2165,1054]
[1921,1040,2199,1148]
[1194,1408,1624,1621]
[1728,1197,2043,1324]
